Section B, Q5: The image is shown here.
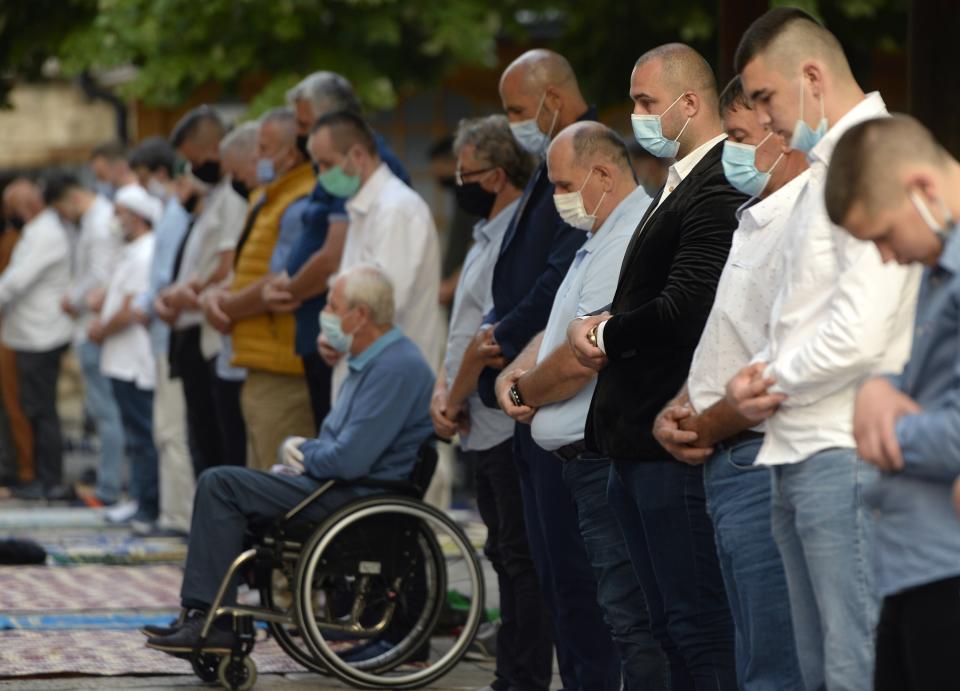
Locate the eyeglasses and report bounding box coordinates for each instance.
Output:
[455,166,496,186]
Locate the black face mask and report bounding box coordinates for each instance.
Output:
[454,181,496,218]
[192,159,221,184]
[183,193,200,214]
[7,214,25,231]
[231,180,250,200]
[296,134,310,161]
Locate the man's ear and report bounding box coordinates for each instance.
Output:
[543,85,564,117]
[681,91,701,119]
[801,60,825,100]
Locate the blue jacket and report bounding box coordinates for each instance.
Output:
[477,107,597,407]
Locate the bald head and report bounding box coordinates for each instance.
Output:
[3,179,43,226]
[636,43,718,102]
[499,49,588,138]
[548,122,637,232]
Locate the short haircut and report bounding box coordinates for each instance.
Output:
[129,136,176,175]
[170,105,225,148]
[220,121,259,158]
[43,172,82,205]
[733,7,844,76]
[337,264,395,326]
[570,123,632,173]
[286,71,361,117]
[311,110,378,156]
[825,114,949,225]
[718,76,751,117]
[260,106,298,139]
[90,141,126,162]
[453,115,535,190]
[635,43,718,96]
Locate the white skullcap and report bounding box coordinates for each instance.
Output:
[114,184,164,226]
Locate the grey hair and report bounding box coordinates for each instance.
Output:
[219,121,259,158]
[335,264,395,326]
[286,71,362,118]
[259,107,298,143]
[453,114,536,190]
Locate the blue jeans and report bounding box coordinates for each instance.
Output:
[514,425,619,691]
[110,379,159,521]
[770,447,879,691]
[703,439,803,691]
[562,457,667,690]
[78,341,126,503]
[610,460,736,691]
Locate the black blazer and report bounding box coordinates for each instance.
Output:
[585,140,748,461]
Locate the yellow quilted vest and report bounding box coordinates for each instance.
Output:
[230,162,314,374]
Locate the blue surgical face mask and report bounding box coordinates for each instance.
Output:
[910,190,957,245]
[721,131,784,198]
[320,310,354,353]
[256,158,276,185]
[510,92,558,156]
[790,77,828,154]
[631,93,691,159]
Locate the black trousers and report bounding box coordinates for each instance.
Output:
[16,345,66,488]
[170,326,223,477]
[302,351,331,431]
[473,438,553,691]
[208,358,246,468]
[875,575,960,691]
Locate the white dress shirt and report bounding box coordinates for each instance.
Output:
[175,180,247,330]
[597,133,727,352]
[532,186,651,451]
[100,233,156,389]
[67,195,123,345]
[755,92,921,466]
[444,200,519,452]
[0,208,74,352]
[342,163,441,369]
[688,171,809,425]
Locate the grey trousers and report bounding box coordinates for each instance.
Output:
[180,466,363,609]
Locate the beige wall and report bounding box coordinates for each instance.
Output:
[0,82,119,168]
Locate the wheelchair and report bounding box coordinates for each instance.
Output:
[183,436,485,690]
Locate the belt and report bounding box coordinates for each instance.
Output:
[553,440,587,462]
[716,429,764,451]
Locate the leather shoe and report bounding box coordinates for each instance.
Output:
[146,611,236,654]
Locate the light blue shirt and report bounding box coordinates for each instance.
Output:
[865,229,960,597]
[300,327,434,482]
[531,186,651,451]
[133,198,191,357]
[444,200,519,452]
[269,197,310,273]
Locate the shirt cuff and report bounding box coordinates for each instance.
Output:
[597,319,608,355]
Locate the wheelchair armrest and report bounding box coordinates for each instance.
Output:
[336,477,420,496]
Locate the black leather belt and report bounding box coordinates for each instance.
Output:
[716,430,764,450]
[553,440,587,462]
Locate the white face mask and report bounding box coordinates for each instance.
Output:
[553,168,607,232]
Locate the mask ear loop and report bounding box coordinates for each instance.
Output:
[757,132,784,176]
[664,92,692,145]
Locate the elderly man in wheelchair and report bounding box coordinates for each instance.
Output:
[142,265,483,690]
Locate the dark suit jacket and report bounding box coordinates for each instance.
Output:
[585,140,748,461]
[476,108,597,407]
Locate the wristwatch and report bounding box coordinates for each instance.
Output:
[509,382,525,408]
[587,324,599,348]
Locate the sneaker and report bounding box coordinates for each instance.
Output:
[131,518,157,536]
[105,500,139,523]
[146,611,237,654]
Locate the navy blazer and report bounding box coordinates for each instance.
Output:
[477,108,597,407]
[586,140,748,460]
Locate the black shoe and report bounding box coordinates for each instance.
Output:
[11,481,44,501]
[140,612,185,637]
[44,484,77,502]
[146,611,237,654]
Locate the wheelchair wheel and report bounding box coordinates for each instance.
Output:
[217,654,257,691]
[260,566,329,674]
[295,496,484,689]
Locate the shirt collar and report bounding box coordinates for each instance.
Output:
[668,133,726,185]
[936,229,960,276]
[347,163,391,217]
[737,169,811,229]
[808,92,886,166]
[347,326,403,372]
[581,185,651,254]
[474,198,520,244]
